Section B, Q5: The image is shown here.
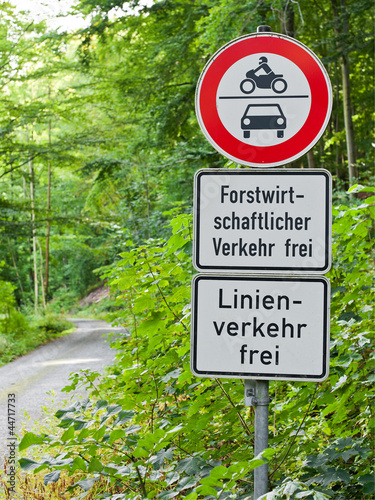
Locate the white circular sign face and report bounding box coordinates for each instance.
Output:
[195,33,333,167]
[217,53,311,146]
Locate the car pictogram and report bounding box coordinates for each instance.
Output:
[241,103,287,139]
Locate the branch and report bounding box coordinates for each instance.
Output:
[135,465,148,497]
[142,251,189,334]
[269,384,319,480]
[0,154,41,179]
[215,379,252,437]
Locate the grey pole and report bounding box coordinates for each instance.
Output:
[253,380,270,499]
[257,25,272,33]
[249,24,272,498]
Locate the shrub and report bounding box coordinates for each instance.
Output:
[19,187,374,498]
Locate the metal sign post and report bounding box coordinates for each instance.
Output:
[254,380,270,499]
[192,25,332,500]
[245,380,271,499]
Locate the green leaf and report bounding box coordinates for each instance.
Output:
[77,477,97,491]
[158,491,178,499]
[19,458,41,472]
[358,473,375,484]
[348,184,374,193]
[19,432,46,451]
[283,481,301,495]
[43,470,61,485]
[176,475,199,492]
[184,493,198,500]
[316,467,351,486]
[55,405,77,418]
[161,368,182,383]
[88,456,103,473]
[150,448,174,470]
[114,410,135,425]
[93,425,107,441]
[125,424,142,435]
[165,471,180,486]
[133,446,149,458]
[71,456,87,473]
[91,399,108,415]
[61,425,75,442]
[305,454,328,468]
[199,476,221,488]
[313,492,330,500]
[109,428,125,444]
[296,491,313,498]
[176,456,205,475]
[166,424,183,435]
[196,483,218,497]
[363,481,375,494]
[106,404,123,417]
[259,448,275,461]
[210,465,229,479]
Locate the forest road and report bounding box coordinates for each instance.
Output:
[0,319,126,461]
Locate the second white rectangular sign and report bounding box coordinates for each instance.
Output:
[191,275,330,382]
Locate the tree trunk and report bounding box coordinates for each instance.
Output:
[340,55,357,183]
[282,0,295,37]
[7,237,26,302]
[307,149,316,168]
[29,155,38,312]
[45,116,52,300]
[37,239,46,308]
[331,0,357,184]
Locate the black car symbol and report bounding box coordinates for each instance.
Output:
[241,104,287,139]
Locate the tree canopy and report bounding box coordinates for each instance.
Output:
[0,0,373,306]
[0,0,373,498]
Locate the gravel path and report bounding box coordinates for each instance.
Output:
[0,319,125,461]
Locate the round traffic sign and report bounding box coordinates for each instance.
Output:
[195,32,332,167]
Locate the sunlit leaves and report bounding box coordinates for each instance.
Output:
[19,188,374,498]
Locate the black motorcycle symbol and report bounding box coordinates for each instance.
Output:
[240,56,288,94]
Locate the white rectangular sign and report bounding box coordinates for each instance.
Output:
[191,275,330,381]
[193,169,331,273]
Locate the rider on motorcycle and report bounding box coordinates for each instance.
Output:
[247,56,272,78]
[240,56,287,94]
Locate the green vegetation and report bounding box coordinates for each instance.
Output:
[17,186,374,498]
[0,0,373,315]
[0,306,73,366]
[0,264,73,365]
[0,0,372,498]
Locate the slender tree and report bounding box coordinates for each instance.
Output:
[331,0,357,183]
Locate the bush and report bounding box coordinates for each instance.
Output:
[19,187,374,499]
[0,312,73,366]
[32,313,73,335]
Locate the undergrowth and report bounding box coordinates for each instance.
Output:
[13,185,375,499]
[0,313,73,367]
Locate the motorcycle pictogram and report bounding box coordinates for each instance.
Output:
[240,56,288,94]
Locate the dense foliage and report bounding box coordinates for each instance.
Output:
[0,0,373,311]
[0,0,373,498]
[18,185,374,498]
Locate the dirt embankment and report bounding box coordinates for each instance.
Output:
[78,285,110,307]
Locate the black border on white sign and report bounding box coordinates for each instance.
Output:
[191,274,330,382]
[193,169,332,273]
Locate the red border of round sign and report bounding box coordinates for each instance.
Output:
[196,34,332,167]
